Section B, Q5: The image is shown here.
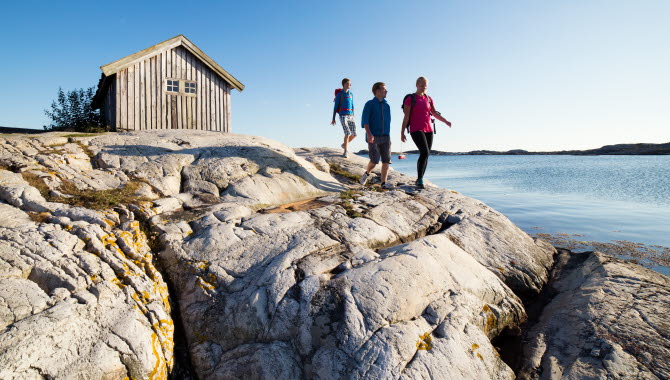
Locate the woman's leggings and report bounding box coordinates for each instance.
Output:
[410,131,433,180]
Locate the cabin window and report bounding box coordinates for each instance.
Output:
[166,79,180,93]
[184,81,197,94]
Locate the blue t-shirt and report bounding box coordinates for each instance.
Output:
[334,90,354,115]
[361,98,391,136]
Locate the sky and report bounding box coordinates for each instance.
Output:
[1,0,668,152]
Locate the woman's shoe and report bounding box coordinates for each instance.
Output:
[416,178,425,189]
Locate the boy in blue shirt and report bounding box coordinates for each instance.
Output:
[331,78,357,157]
[359,82,393,189]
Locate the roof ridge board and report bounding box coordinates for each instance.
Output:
[100,35,184,76]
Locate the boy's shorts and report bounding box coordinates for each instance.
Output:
[339,114,357,136]
[368,135,391,164]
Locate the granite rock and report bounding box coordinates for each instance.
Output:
[517,250,670,380]
[2,132,664,380]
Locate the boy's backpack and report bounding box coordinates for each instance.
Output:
[334,89,353,115]
[333,89,343,114]
[402,93,437,134]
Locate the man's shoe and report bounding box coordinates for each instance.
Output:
[359,172,370,185]
[381,182,394,190]
[342,151,348,158]
[416,178,425,189]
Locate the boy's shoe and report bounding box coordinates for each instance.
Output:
[342,151,348,158]
[359,172,370,185]
[381,182,394,190]
[415,178,425,189]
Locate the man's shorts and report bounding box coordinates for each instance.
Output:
[339,114,357,136]
[368,135,391,164]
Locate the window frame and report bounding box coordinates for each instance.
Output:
[166,79,180,93]
[183,80,197,96]
[165,78,197,97]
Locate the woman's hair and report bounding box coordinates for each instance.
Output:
[342,78,350,86]
[372,82,386,95]
[416,76,428,85]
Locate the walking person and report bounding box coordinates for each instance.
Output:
[331,78,357,157]
[400,77,452,189]
[359,82,394,189]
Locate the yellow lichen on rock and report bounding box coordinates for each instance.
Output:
[197,276,216,291]
[147,333,168,380]
[482,304,497,334]
[416,332,433,351]
[470,342,484,361]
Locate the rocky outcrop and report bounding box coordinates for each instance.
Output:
[517,250,670,379]
[0,131,667,379]
[157,201,526,379]
[0,172,173,378]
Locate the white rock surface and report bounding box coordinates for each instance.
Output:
[0,219,173,379]
[90,131,344,201]
[160,209,526,379]
[421,188,556,298]
[0,203,33,228]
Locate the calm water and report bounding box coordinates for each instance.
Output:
[391,154,670,273]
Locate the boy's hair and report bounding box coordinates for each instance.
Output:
[372,82,386,95]
[416,76,428,85]
[342,78,350,86]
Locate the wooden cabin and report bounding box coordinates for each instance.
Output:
[92,35,244,132]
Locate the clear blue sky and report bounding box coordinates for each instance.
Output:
[1,0,668,151]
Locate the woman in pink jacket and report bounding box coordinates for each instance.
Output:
[400,77,452,189]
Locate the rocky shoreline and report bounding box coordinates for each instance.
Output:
[1,131,668,379]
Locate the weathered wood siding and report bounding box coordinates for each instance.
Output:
[102,46,231,132]
[101,78,116,131]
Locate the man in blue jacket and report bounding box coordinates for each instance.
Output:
[331,78,357,157]
[359,82,393,189]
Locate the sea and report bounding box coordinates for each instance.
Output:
[389,154,670,275]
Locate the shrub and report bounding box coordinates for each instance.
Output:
[44,87,106,132]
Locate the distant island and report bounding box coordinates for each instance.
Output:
[357,142,670,156]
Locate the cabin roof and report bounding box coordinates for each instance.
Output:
[99,34,244,91]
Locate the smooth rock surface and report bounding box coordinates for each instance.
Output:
[421,188,556,299]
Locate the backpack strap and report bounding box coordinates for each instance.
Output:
[403,94,415,132]
[337,92,343,113]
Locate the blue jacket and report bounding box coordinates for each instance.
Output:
[334,90,354,115]
[361,98,391,136]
